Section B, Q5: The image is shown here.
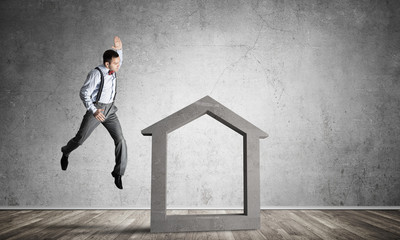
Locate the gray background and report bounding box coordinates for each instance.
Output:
[1,0,399,208]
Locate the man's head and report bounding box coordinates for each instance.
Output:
[103,50,120,72]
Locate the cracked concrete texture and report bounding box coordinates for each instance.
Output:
[0,0,399,207]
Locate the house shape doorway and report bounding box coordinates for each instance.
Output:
[142,96,268,232]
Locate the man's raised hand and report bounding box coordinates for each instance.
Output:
[112,36,122,50]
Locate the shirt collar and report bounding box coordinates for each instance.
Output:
[98,65,110,75]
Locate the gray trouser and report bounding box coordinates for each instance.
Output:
[62,102,127,176]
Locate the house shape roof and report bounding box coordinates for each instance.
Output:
[142,95,268,138]
[142,95,268,232]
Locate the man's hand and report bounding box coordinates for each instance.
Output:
[112,36,122,50]
[93,109,105,122]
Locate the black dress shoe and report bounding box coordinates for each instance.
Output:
[61,154,68,170]
[111,172,123,189]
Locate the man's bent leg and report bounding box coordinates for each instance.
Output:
[102,107,127,176]
[62,110,101,156]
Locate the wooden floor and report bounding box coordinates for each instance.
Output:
[0,209,399,240]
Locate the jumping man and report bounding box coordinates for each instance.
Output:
[60,36,127,189]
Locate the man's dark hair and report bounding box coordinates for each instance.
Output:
[103,50,119,65]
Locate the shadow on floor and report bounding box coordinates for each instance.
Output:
[45,224,151,233]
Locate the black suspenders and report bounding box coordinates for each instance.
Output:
[113,72,117,101]
[94,67,117,104]
[94,67,104,104]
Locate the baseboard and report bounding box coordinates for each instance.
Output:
[261,206,400,210]
[0,206,399,210]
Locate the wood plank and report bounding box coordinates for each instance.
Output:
[277,211,321,240]
[304,210,338,229]
[111,210,149,240]
[190,231,219,240]
[367,210,400,223]
[363,210,400,231]
[0,210,50,234]
[310,210,380,240]
[55,210,117,240]
[323,210,395,239]
[347,210,400,236]
[0,214,44,239]
[290,210,361,240]
[0,210,79,239]
[274,210,321,240]
[7,210,87,240]
[126,210,151,240]
[217,231,235,240]
[0,210,31,221]
[260,210,293,240]
[40,210,103,239]
[82,210,136,240]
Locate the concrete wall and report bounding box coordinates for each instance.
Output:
[1,0,399,208]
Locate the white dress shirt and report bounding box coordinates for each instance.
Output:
[80,49,123,113]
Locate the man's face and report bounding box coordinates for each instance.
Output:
[106,57,120,72]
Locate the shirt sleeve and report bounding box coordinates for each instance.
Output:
[80,70,100,114]
[117,49,123,67]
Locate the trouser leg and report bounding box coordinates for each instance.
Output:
[62,110,101,156]
[102,105,127,176]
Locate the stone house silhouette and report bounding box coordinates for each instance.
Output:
[142,96,268,232]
